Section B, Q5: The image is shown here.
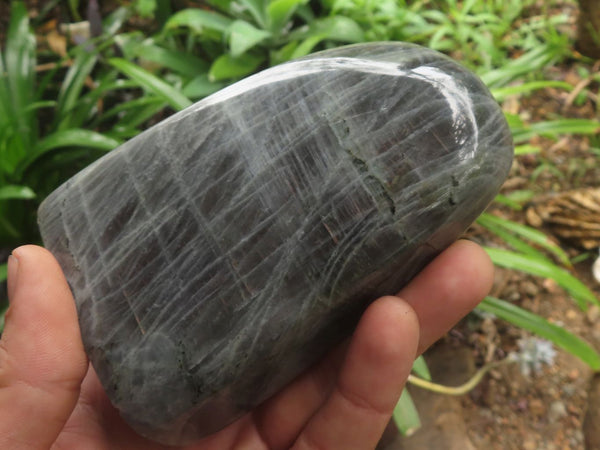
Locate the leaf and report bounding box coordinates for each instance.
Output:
[17,129,121,178]
[183,74,227,99]
[98,96,166,123]
[103,7,132,36]
[36,129,121,154]
[491,80,573,102]
[55,50,99,129]
[478,297,600,370]
[412,355,431,381]
[0,263,6,283]
[290,34,326,59]
[393,388,421,436]
[480,45,557,88]
[135,0,157,18]
[109,58,192,111]
[320,16,365,42]
[209,53,264,81]
[109,101,166,131]
[270,40,299,64]
[0,185,36,200]
[267,0,307,33]
[135,44,208,77]
[514,144,541,155]
[285,16,365,59]
[5,1,35,113]
[0,0,37,161]
[493,193,524,211]
[484,247,599,309]
[166,9,233,34]
[0,215,20,239]
[228,20,272,57]
[511,119,600,144]
[502,190,536,205]
[236,0,268,28]
[477,213,571,266]
[293,16,365,43]
[480,220,554,265]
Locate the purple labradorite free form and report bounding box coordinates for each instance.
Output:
[37,42,513,444]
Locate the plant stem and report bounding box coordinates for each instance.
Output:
[406,359,512,396]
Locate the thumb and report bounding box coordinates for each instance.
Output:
[0,245,88,450]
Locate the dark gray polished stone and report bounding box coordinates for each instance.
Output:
[38,42,513,445]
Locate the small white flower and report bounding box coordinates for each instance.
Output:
[592,248,600,284]
[509,337,556,376]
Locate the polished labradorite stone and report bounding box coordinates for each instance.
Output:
[38,42,513,445]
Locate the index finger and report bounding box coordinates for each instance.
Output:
[398,239,494,354]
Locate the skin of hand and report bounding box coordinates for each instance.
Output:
[0,240,493,450]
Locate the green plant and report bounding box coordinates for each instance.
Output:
[1,0,599,440]
[0,3,124,248]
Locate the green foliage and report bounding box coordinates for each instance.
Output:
[477,212,571,266]
[511,118,600,144]
[485,247,598,310]
[0,3,128,246]
[108,58,192,110]
[1,0,599,434]
[393,387,421,436]
[478,297,600,370]
[412,355,432,380]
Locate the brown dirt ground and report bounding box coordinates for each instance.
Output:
[384,29,600,450]
[456,42,600,449]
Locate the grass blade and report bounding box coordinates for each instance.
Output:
[228,20,272,57]
[484,247,599,309]
[478,297,600,370]
[56,50,98,130]
[17,129,121,177]
[5,1,35,121]
[183,75,227,99]
[109,58,192,111]
[480,45,557,88]
[499,190,536,206]
[209,53,264,81]
[135,43,208,77]
[479,220,553,264]
[235,0,268,28]
[493,193,527,210]
[267,0,307,33]
[36,129,120,153]
[393,388,421,436]
[514,144,541,155]
[1,1,37,164]
[0,185,35,200]
[98,96,166,123]
[166,8,233,34]
[0,215,20,239]
[412,355,431,381]
[291,16,365,43]
[478,213,571,266]
[512,119,600,144]
[491,80,573,101]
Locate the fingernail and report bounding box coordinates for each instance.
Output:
[7,253,19,301]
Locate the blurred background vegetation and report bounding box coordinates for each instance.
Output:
[1,0,600,445]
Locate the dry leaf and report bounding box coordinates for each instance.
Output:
[46,29,67,58]
[526,187,600,250]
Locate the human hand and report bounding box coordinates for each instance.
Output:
[0,240,492,450]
